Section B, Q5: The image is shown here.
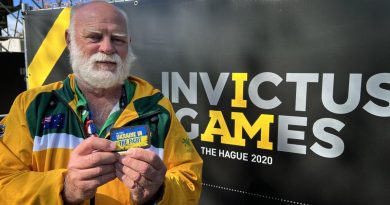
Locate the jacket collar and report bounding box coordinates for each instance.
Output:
[53,74,163,128]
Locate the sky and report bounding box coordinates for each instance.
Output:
[4,0,35,36]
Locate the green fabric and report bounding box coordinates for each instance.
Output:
[132,93,170,148]
[26,91,84,140]
[74,81,114,137]
[123,80,136,105]
[99,104,120,137]
[73,80,137,138]
[26,75,169,148]
[74,82,89,123]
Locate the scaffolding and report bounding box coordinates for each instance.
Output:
[0,0,91,52]
[0,0,135,52]
[0,0,22,52]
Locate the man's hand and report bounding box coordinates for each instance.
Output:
[115,148,167,204]
[63,137,119,204]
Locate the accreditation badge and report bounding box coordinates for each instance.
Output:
[110,125,151,153]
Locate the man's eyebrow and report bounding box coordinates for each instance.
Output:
[112,33,128,38]
[83,29,102,35]
[82,30,128,38]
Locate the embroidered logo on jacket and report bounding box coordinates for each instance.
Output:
[182,137,194,152]
[42,113,65,130]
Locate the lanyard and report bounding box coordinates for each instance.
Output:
[83,87,127,138]
[85,87,127,205]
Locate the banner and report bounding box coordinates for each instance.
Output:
[25,0,390,204]
[0,52,25,114]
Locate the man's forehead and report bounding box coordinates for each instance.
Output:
[75,12,128,34]
[75,12,126,24]
[74,2,127,27]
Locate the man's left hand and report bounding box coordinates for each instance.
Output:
[115,148,167,204]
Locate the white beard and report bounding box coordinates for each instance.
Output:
[69,40,135,89]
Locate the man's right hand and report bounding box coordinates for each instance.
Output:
[62,137,119,204]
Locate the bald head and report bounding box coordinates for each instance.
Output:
[68,1,128,39]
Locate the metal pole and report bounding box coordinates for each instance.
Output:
[0,43,9,52]
[13,10,20,37]
[0,2,23,25]
[31,0,42,9]
[22,3,29,90]
[0,27,10,37]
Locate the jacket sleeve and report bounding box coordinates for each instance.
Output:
[0,93,67,205]
[157,98,203,205]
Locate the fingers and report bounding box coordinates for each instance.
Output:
[117,156,160,181]
[115,168,136,188]
[118,149,166,184]
[125,148,166,171]
[64,166,116,204]
[63,138,119,203]
[130,183,145,203]
[79,164,116,180]
[68,169,117,190]
[69,151,119,169]
[82,172,117,189]
[116,149,166,188]
[115,162,150,185]
[115,149,166,204]
[68,138,119,169]
[67,165,117,187]
[117,166,159,205]
[115,167,146,194]
[74,137,116,155]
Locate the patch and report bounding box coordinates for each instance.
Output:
[110,125,151,152]
[42,113,65,130]
[182,137,194,152]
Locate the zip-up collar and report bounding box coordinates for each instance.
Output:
[52,74,163,138]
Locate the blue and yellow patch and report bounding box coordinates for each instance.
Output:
[110,125,151,152]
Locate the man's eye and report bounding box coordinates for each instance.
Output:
[112,38,126,44]
[87,35,101,42]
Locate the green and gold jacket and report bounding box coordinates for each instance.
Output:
[0,74,202,205]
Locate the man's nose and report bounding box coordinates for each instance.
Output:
[99,37,115,54]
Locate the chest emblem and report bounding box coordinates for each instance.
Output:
[42,113,65,130]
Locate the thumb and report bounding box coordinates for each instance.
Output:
[75,137,116,155]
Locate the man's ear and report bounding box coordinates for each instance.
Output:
[65,29,71,47]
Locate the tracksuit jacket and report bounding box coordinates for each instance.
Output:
[0,74,203,204]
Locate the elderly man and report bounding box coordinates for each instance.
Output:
[0,1,202,204]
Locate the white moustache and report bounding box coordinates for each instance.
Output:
[90,53,122,65]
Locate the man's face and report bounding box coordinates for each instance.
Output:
[69,3,133,89]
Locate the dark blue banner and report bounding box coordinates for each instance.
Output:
[25,0,390,204]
